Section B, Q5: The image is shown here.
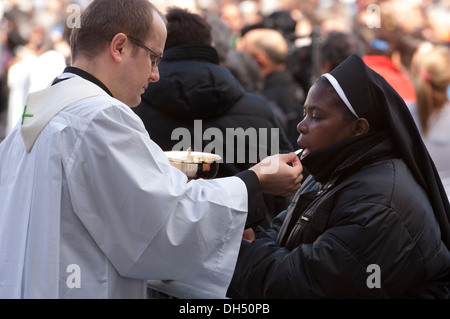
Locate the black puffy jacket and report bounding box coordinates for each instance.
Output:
[133,44,293,225]
[229,138,450,298]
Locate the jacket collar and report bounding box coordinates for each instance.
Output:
[162,44,220,64]
[302,131,395,185]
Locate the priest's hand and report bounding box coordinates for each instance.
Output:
[250,152,303,197]
[243,228,256,242]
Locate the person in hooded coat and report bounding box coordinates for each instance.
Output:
[228,55,450,298]
[133,8,293,227]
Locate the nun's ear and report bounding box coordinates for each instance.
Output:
[352,118,370,136]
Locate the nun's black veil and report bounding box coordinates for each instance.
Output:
[328,55,450,249]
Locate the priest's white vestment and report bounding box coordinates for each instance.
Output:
[0,74,249,298]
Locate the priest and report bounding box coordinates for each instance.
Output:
[0,0,303,298]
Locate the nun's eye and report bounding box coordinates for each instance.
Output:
[311,112,321,120]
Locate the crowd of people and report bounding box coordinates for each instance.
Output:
[1,0,450,191]
[0,0,449,299]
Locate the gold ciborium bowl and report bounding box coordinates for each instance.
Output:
[164,150,221,180]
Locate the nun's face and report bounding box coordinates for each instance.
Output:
[297,83,357,160]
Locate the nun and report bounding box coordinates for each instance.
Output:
[229,55,450,298]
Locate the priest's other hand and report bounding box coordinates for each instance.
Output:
[242,228,256,242]
[250,152,303,197]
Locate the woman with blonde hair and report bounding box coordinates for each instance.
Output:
[409,45,450,200]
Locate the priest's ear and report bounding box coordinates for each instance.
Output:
[352,118,370,136]
[110,33,127,62]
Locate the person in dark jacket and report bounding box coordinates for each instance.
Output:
[238,28,305,149]
[133,7,293,227]
[228,55,450,298]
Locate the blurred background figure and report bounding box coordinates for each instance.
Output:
[0,0,70,141]
[224,49,289,134]
[360,27,417,106]
[237,27,305,148]
[220,1,245,49]
[238,0,264,35]
[319,30,365,74]
[206,12,233,65]
[354,0,450,107]
[225,49,263,93]
[408,45,450,201]
[5,23,66,135]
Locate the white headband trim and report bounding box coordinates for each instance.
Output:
[322,73,359,118]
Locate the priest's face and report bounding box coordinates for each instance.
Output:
[119,11,167,107]
[296,83,357,160]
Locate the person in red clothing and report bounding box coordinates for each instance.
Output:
[361,31,417,105]
[363,53,416,105]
